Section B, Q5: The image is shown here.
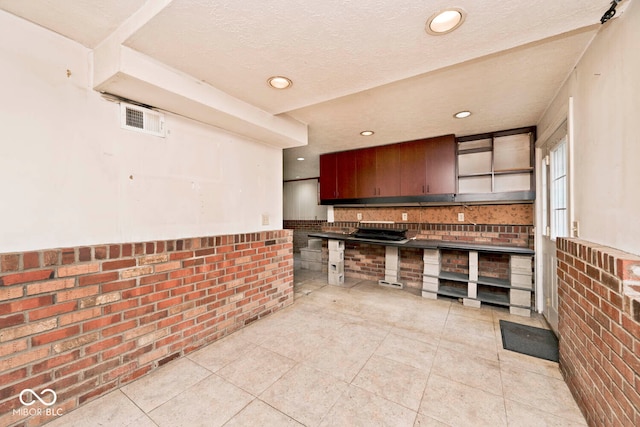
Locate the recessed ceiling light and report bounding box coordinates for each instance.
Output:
[426,8,466,35]
[360,130,374,136]
[267,76,292,89]
[454,110,472,119]
[296,157,305,161]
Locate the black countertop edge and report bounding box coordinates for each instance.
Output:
[308,232,535,255]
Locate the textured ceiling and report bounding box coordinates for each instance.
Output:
[0,0,620,179]
[0,0,145,47]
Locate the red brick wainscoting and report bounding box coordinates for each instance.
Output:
[557,238,640,426]
[0,230,293,427]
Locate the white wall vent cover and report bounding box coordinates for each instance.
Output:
[120,102,165,137]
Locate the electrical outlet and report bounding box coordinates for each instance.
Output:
[457,212,465,222]
[402,213,408,221]
[261,214,269,226]
[357,213,363,221]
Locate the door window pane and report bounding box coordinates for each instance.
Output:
[550,139,568,239]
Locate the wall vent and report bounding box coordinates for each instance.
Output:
[120,102,165,137]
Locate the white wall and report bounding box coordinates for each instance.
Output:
[537,1,640,256]
[0,11,283,253]
[283,179,327,220]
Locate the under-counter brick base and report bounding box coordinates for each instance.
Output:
[0,231,293,427]
[321,223,531,291]
[557,238,640,426]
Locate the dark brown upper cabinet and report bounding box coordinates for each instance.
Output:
[399,135,456,196]
[319,152,337,201]
[356,145,400,198]
[425,135,456,195]
[320,134,455,204]
[335,150,357,199]
[319,150,357,200]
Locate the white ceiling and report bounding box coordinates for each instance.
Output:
[0,0,619,179]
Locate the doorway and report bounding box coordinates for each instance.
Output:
[537,121,570,333]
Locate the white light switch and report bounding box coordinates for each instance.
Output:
[458,212,464,222]
[262,214,269,225]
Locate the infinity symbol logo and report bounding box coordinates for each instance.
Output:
[19,389,57,406]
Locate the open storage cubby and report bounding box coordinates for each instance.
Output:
[456,126,535,202]
[477,284,510,306]
[422,245,534,316]
[440,249,469,276]
[438,280,468,299]
[478,252,510,281]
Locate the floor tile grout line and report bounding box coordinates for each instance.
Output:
[252,397,308,427]
[350,381,421,416]
[219,397,255,427]
[415,300,450,422]
[497,331,511,426]
[118,359,216,416]
[117,388,160,427]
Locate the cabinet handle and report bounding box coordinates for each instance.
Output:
[422,185,425,193]
[427,185,430,193]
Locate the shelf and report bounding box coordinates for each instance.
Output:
[435,271,528,291]
[455,126,535,199]
[477,275,511,289]
[477,288,510,306]
[437,283,468,299]
[418,239,535,316]
[458,172,492,178]
[438,271,468,282]
[494,167,533,175]
[430,285,531,311]
[458,147,493,155]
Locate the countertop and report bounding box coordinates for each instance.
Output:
[308,232,534,255]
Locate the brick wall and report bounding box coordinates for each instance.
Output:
[283,220,326,253]
[557,238,640,426]
[343,243,386,282]
[0,230,293,427]
[416,224,533,249]
[339,245,423,290]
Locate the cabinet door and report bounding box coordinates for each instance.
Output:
[399,139,427,196]
[425,135,456,194]
[319,153,337,200]
[335,150,357,199]
[355,147,377,197]
[375,144,400,196]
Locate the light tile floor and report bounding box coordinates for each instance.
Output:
[45,266,587,427]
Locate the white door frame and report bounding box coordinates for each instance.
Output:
[534,97,575,332]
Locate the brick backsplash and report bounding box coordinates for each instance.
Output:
[557,238,640,426]
[0,230,293,427]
